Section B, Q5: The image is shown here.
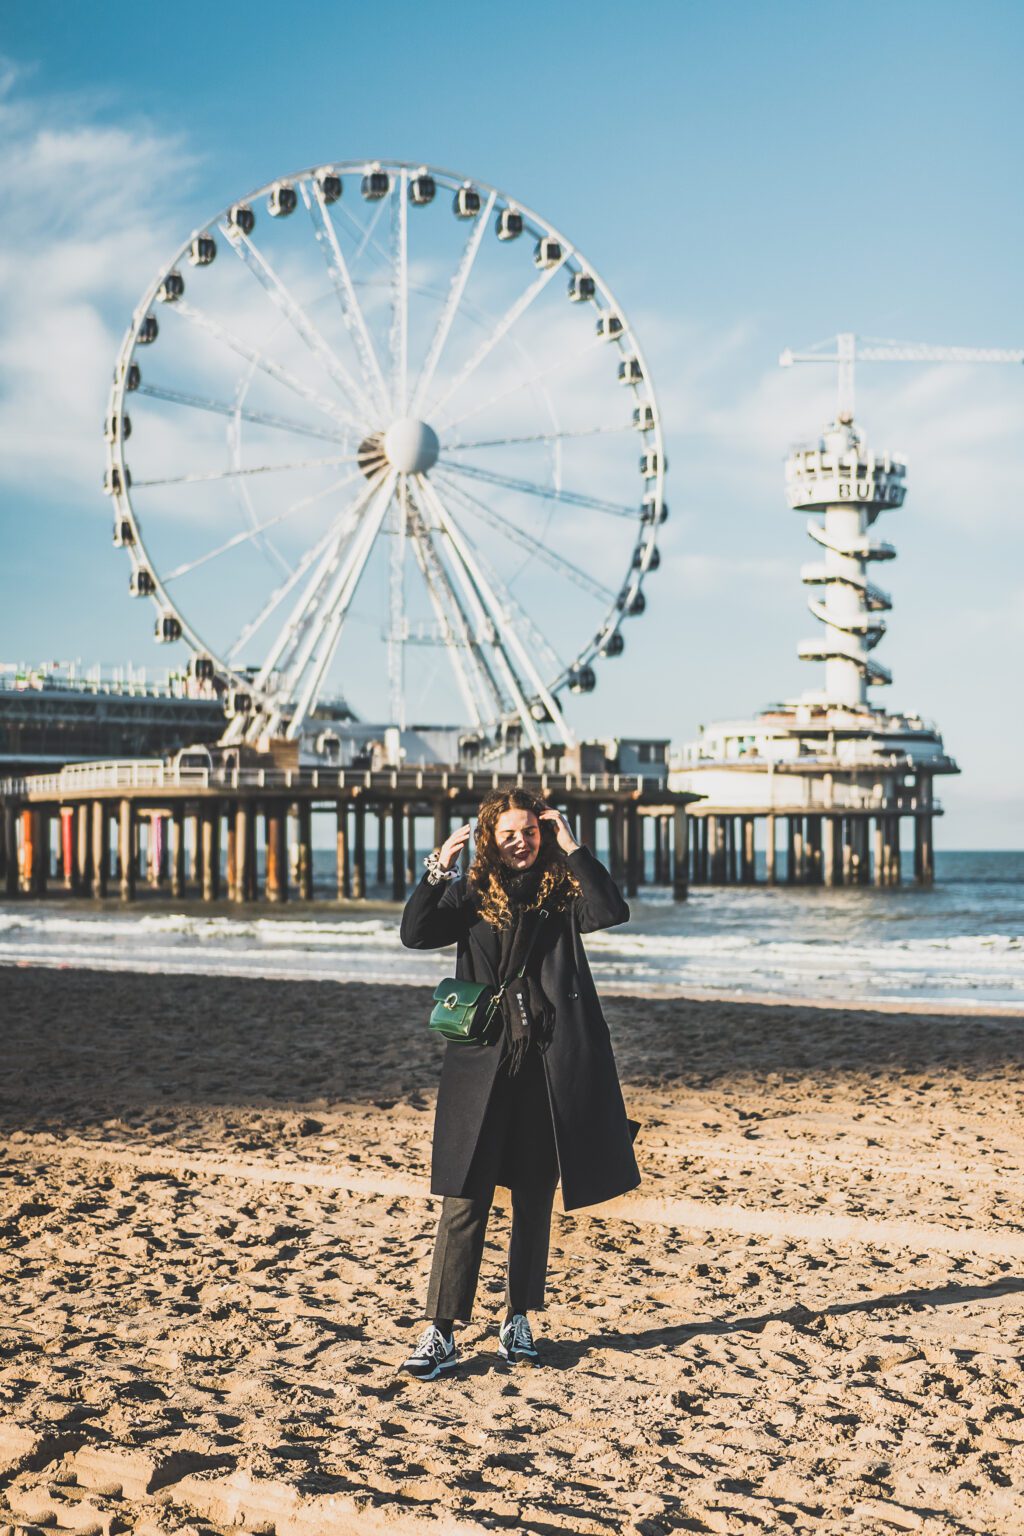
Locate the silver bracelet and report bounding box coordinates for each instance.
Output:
[424,848,461,885]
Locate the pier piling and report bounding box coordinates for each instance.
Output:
[352,801,366,900]
[233,803,249,903]
[405,806,416,888]
[118,799,135,902]
[765,814,776,885]
[336,802,350,899]
[170,807,185,897]
[90,802,106,898]
[376,809,388,885]
[741,816,755,883]
[297,802,313,901]
[200,806,217,902]
[672,805,689,899]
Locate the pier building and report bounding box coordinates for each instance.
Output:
[669,413,958,885]
[0,663,225,776]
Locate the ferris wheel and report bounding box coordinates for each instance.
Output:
[104,160,667,759]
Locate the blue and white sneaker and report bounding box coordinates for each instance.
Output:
[400,1323,458,1381]
[498,1312,539,1363]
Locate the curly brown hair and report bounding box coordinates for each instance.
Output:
[467,788,581,929]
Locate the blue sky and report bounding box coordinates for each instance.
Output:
[1,0,1021,846]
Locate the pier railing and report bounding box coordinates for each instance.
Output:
[0,760,669,800]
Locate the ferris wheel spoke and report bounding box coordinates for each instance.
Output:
[417,476,539,753]
[389,171,410,415]
[433,470,616,603]
[388,476,409,725]
[135,382,343,445]
[476,546,567,683]
[446,491,572,709]
[425,254,572,423]
[436,335,604,435]
[302,181,390,416]
[350,196,389,265]
[282,472,398,738]
[445,423,634,452]
[226,513,348,663]
[405,490,499,727]
[255,470,388,682]
[221,225,370,423]
[132,452,361,488]
[410,191,497,417]
[224,393,290,578]
[172,299,357,431]
[226,470,376,664]
[437,459,637,519]
[438,484,570,687]
[417,475,574,751]
[162,468,365,585]
[408,479,514,723]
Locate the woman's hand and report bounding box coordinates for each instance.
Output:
[539,807,580,855]
[439,823,471,871]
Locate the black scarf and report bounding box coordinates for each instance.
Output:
[495,866,555,1077]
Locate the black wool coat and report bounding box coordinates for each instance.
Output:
[400,844,641,1212]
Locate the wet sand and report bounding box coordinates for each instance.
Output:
[1,966,1023,1534]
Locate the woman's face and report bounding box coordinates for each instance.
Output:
[493,809,541,871]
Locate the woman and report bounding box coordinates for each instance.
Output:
[398,787,640,1380]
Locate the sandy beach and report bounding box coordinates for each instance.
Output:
[2,966,1023,1535]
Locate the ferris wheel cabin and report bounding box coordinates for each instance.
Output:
[228,204,255,235]
[410,171,436,205]
[453,183,481,218]
[188,234,216,266]
[315,170,343,203]
[533,236,563,268]
[496,207,523,239]
[567,272,596,302]
[361,168,390,200]
[268,183,297,216]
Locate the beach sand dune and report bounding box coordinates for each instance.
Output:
[2,967,1023,1535]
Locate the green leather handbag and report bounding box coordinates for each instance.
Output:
[429,977,502,1044]
[429,909,549,1047]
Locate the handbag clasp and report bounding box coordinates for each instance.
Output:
[442,992,459,1010]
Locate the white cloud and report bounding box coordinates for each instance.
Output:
[641,312,1024,538]
[0,61,200,497]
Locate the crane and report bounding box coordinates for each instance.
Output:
[779,331,1024,422]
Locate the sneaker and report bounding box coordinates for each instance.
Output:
[400,1323,459,1381]
[498,1312,539,1363]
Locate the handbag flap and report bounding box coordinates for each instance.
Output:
[432,977,489,1003]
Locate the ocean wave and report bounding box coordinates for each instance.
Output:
[1,900,1022,1006]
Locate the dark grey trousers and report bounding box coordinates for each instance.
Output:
[424,1177,559,1322]
[425,1043,560,1322]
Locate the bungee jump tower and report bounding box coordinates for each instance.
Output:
[670,401,958,886]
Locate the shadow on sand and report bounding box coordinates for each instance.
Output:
[2,965,1021,1134]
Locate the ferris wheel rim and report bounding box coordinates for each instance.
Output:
[105,158,666,739]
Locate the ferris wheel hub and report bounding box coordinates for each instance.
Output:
[384,417,440,475]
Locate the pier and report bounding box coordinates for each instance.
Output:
[0,760,697,904]
[678,779,936,887]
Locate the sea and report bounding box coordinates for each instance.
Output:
[1,849,1021,1011]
